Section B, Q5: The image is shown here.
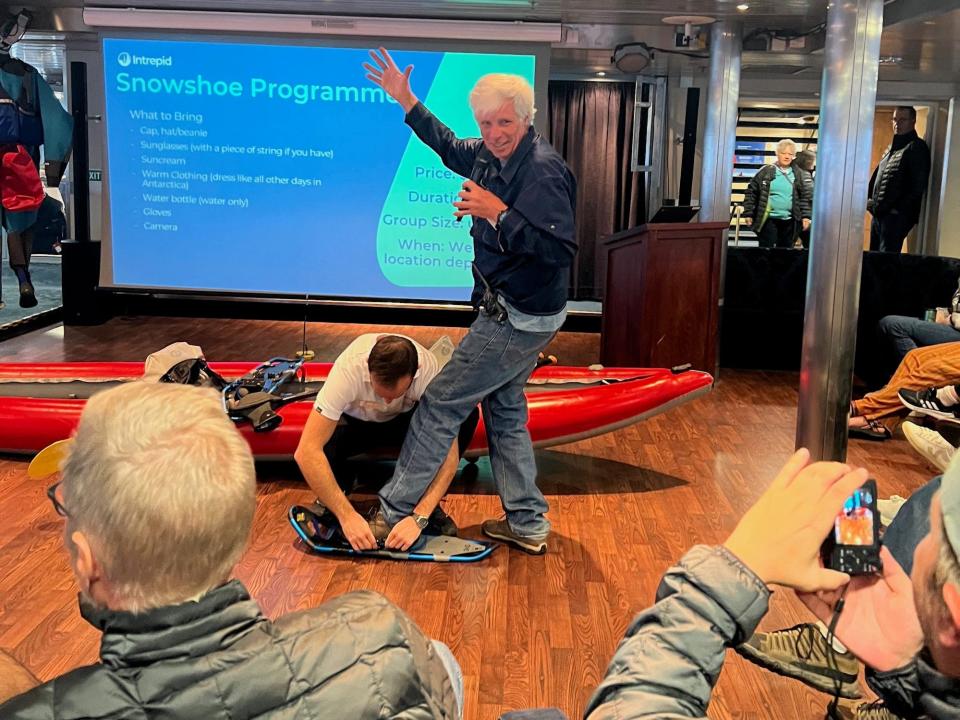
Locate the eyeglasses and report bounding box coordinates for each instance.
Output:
[46,481,69,518]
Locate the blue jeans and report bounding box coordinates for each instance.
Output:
[883,476,941,575]
[431,640,464,719]
[379,312,554,537]
[878,315,960,362]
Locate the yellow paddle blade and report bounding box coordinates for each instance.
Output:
[27,439,74,479]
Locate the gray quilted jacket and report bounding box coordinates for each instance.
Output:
[0,582,457,720]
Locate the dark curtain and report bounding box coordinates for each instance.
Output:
[547,81,645,300]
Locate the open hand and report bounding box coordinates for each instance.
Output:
[340,509,378,551]
[363,47,417,112]
[723,449,868,592]
[799,546,923,671]
[386,516,423,551]
[454,180,507,224]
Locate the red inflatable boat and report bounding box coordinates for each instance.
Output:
[0,362,712,459]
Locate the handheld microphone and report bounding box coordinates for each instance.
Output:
[456,156,489,223]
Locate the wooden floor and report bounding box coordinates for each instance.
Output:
[0,317,935,719]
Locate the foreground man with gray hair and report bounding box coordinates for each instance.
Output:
[364,47,577,555]
[0,382,461,719]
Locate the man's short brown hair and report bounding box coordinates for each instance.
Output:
[368,336,418,386]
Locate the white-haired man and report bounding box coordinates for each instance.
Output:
[0,382,462,719]
[363,48,577,554]
[742,138,813,248]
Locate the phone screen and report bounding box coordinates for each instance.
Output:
[834,486,875,546]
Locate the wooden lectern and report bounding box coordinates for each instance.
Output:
[600,222,727,373]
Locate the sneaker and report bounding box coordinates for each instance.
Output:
[899,387,960,423]
[428,506,458,537]
[902,420,956,472]
[736,623,862,698]
[834,699,904,720]
[481,519,548,555]
[19,281,37,309]
[876,495,906,527]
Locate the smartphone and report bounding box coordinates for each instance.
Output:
[820,479,883,575]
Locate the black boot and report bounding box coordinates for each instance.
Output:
[13,266,37,308]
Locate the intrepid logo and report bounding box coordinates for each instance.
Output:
[118,52,173,68]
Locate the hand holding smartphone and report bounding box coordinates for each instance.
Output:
[820,479,883,575]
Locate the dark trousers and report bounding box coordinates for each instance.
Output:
[6,228,33,268]
[870,212,916,253]
[324,405,481,492]
[756,217,797,248]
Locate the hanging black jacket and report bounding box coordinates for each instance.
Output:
[0,582,458,720]
[868,130,931,223]
[742,164,813,228]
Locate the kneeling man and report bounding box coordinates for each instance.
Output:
[295,334,479,552]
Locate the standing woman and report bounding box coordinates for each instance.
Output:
[742,138,813,248]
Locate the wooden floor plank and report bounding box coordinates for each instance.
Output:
[0,317,936,718]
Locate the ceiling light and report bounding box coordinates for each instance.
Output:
[611,43,652,74]
[737,4,750,10]
[81,7,562,42]
[878,55,903,65]
[596,70,606,77]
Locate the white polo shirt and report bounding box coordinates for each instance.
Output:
[315,334,439,423]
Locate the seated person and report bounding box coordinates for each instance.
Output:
[737,470,947,719]
[848,341,960,440]
[295,334,479,552]
[0,382,462,718]
[583,450,960,719]
[583,451,868,717]
[878,276,960,363]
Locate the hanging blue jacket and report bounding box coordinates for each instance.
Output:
[0,54,73,232]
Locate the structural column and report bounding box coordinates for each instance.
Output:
[699,21,741,224]
[796,0,883,460]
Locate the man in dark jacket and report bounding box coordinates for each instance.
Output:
[868,106,931,253]
[363,48,577,555]
[742,138,813,248]
[584,449,960,719]
[0,382,461,719]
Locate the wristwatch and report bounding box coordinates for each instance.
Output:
[412,513,430,530]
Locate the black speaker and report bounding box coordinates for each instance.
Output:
[70,60,90,243]
[61,240,103,324]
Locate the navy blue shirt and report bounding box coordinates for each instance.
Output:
[405,102,577,315]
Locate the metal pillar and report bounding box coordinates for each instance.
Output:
[796,0,883,460]
[699,21,741,378]
[699,21,741,224]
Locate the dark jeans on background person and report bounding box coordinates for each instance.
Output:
[878,315,960,362]
[6,228,33,268]
[756,217,797,248]
[870,211,916,253]
[379,312,556,538]
[324,405,481,493]
[883,476,941,575]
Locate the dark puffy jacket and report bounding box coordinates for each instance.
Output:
[868,130,931,223]
[405,102,577,316]
[0,582,457,720]
[742,164,813,228]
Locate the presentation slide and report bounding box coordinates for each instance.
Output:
[102,37,537,301]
